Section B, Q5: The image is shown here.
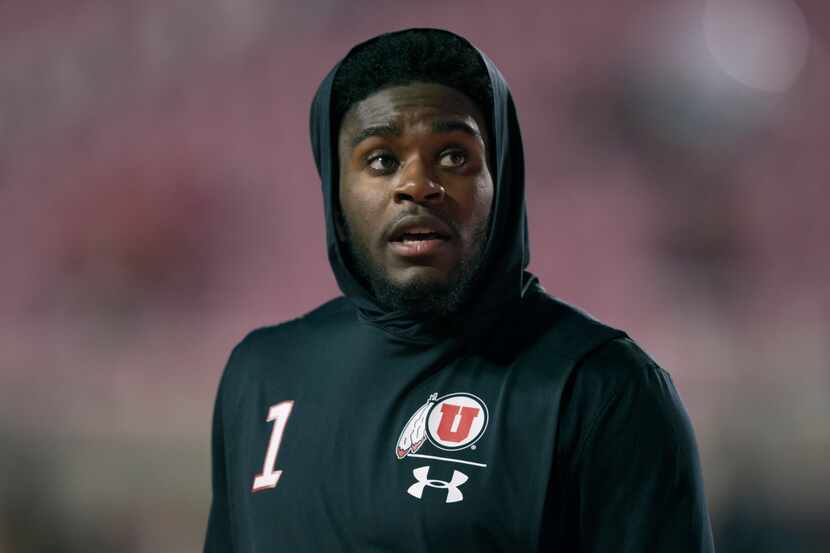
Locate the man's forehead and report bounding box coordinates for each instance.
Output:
[340,82,488,145]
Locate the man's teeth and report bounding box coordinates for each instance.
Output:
[401,232,442,241]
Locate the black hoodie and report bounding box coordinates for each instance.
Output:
[204,29,715,553]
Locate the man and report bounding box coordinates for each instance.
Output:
[204,28,715,552]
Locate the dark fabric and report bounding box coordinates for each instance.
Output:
[542,338,716,552]
[202,294,715,552]
[204,353,236,553]
[204,27,715,553]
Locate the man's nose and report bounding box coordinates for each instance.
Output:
[393,158,446,205]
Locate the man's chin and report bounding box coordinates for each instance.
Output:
[387,268,451,293]
[371,275,455,317]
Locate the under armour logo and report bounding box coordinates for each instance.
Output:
[407,465,469,503]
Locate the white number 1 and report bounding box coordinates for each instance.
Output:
[251,401,294,492]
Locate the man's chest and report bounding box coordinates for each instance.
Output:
[224,356,564,552]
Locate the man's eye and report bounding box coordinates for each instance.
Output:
[439,149,466,168]
[367,154,399,173]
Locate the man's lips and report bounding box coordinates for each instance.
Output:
[386,215,454,258]
[388,236,449,257]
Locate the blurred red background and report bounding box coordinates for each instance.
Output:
[1,1,828,551]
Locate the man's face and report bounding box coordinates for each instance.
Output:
[337,82,494,316]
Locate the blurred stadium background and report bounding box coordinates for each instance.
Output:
[1,0,828,551]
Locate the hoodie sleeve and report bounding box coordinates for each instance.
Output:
[203,350,238,553]
[546,338,715,552]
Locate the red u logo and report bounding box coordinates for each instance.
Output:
[435,403,481,443]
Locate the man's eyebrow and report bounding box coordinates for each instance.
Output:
[431,119,481,139]
[350,123,400,148]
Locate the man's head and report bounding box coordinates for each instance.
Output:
[332,30,495,318]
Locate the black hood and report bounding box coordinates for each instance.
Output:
[309,28,539,345]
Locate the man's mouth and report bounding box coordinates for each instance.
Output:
[389,227,450,257]
[386,215,454,258]
[395,230,448,243]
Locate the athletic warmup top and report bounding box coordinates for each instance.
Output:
[203,29,715,553]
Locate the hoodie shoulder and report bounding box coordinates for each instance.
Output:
[240,296,353,350]
[514,288,626,359]
[222,296,353,372]
[523,291,665,406]
[216,297,354,401]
